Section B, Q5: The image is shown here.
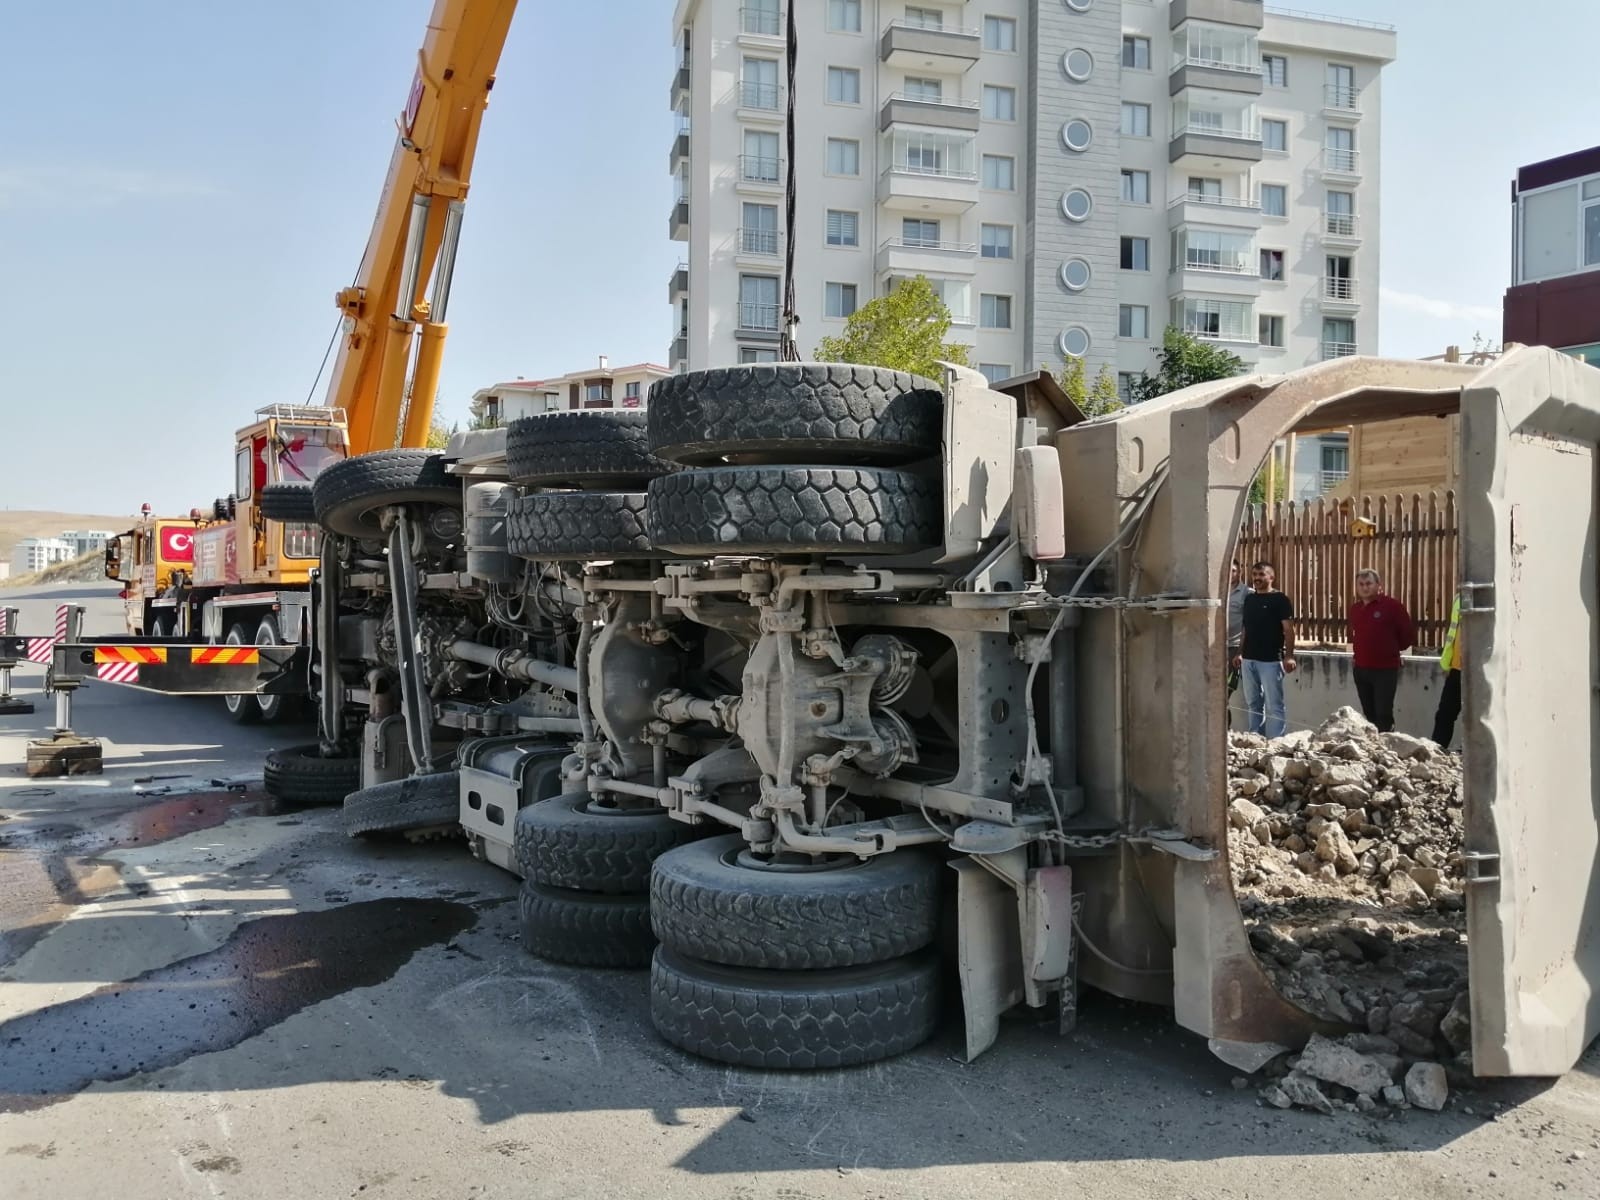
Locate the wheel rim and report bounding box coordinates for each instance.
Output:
[255,617,282,720]
[728,846,857,875]
[222,626,248,716]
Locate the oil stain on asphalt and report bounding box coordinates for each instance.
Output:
[0,898,475,1111]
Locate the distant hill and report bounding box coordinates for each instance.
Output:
[1,550,107,589]
[0,510,134,553]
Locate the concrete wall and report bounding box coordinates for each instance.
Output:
[1258,649,1446,739]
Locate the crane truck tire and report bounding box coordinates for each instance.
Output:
[254,615,290,723]
[514,792,696,894]
[505,411,677,490]
[648,947,941,1069]
[343,771,461,837]
[312,450,460,538]
[258,482,317,523]
[645,466,940,557]
[648,834,942,970]
[221,623,261,725]
[505,491,653,560]
[517,880,655,968]
[647,363,944,466]
[263,744,360,806]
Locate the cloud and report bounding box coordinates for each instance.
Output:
[1379,286,1500,325]
[0,166,223,209]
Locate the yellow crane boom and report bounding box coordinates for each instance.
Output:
[326,0,517,455]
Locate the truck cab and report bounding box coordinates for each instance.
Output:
[104,508,202,635]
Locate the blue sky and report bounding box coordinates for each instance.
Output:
[2,0,1596,514]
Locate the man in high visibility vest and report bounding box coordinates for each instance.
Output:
[1431,596,1462,748]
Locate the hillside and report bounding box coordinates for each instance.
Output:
[0,510,133,554]
[1,551,107,589]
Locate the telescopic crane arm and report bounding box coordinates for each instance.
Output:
[325,0,517,456]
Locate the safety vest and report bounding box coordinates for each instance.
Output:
[1439,596,1462,672]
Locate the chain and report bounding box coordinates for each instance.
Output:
[1039,829,1125,849]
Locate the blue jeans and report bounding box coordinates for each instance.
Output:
[1241,659,1287,738]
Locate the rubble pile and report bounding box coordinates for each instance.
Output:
[1226,707,1471,1114]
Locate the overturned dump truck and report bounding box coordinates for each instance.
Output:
[57,349,1599,1076]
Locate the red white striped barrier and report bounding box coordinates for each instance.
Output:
[96,662,141,684]
[25,638,55,664]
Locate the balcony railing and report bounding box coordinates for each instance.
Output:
[1321,340,1358,360]
[740,6,782,36]
[1324,83,1360,111]
[1323,276,1358,301]
[1265,7,1395,32]
[1174,54,1263,75]
[1169,192,1261,210]
[1322,147,1360,174]
[880,236,977,253]
[1177,256,1254,274]
[884,91,979,110]
[739,155,782,183]
[885,161,977,180]
[1174,120,1260,141]
[739,227,781,255]
[883,17,980,36]
[738,302,781,331]
[1324,211,1359,238]
[739,79,781,110]
[1184,325,1255,344]
[1319,468,1350,490]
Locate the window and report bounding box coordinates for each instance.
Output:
[825,282,858,319]
[624,382,642,405]
[740,347,780,363]
[885,128,971,176]
[1188,176,1222,201]
[983,15,1016,52]
[1121,36,1150,69]
[1260,184,1287,217]
[1177,228,1252,273]
[1262,54,1288,87]
[904,77,943,102]
[979,363,1013,385]
[1119,305,1149,339]
[1322,317,1356,357]
[743,129,780,181]
[980,294,1012,329]
[1259,315,1284,347]
[1118,372,1139,403]
[1259,249,1284,281]
[826,209,859,247]
[1586,185,1600,267]
[981,223,1013,259]
[1120,237,1150,271]
[1262,118,1287,152]
[739,274,780,330]
[1320,436,1350,490]
[826,137,859,176]
[902,217,941,247]
[904,6,944,28]
[1176,298,1253,342]
[922,277,971,324]
[741,202,778,254]
[828,0,861,32]
[741,57,779,109]
[983,85,1016,121]
[1326,63,1356,109]
[1326,126,1356,172]
[1120,102,1150,137]
[585,383,612,407]
[742,0,780,36]
[827,66,860,104]
[982,155,1015,191]
[1121,169,1150,204]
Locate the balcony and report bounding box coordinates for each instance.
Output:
[1169,0,1264,29]
[879,20,981,72]
[736,302,782,341]
[737,155,783,191]
[1322,211,1360,243]
[879,92,980,133]
[1170,257,1262,299]
[670,63,691,107]
[670,334,688,364]
[738,226,781,259]
[1321,146,1361,178]
[668,130,689,172]
[1180,325,1258,351]
[666,262,688,304]
[737,79,783,120]
[877,163,979,214]
[669,198,689,241]
[1324,83,1362,118]
[1167,191,1263,231]
[1322,276,1360,310]
[1168,44,1263,96]
[1321,341,1359,360]
[739,5,783,39]
[1169,122,1263,168]
[875,236,978,278]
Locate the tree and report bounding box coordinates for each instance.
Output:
[1056,356,1087,410]
[425,417,458,449]
[814,275,970,377]
[1052,359,1124,418]
[1128,327,1246,403]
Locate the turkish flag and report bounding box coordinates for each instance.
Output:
[161,527,195,563]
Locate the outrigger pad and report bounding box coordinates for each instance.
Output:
[0,698,35,715]
[26,735,102,777]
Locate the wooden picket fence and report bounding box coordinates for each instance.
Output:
[1235,491,1458,652]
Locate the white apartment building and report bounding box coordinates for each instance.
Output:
[61,530,113,557]
[469,358,673,425]
[11,537,76,577]
[668,0,1394,404]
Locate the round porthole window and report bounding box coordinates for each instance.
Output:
[1062,48,1094,81]
[1060,188,1093,222]
[1061,120,1093,152]
[1059,258,1092,292]
[1064,0,1094,12]
[1059,327,1091,358]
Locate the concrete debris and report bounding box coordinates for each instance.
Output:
[1403,1062,1449,1111]
[1277,1071,1335,1115]
[1228,706,1470,1116]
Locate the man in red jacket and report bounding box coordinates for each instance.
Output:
[1347,568,1414,732]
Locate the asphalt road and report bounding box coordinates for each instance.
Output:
[1,584,1597,1199]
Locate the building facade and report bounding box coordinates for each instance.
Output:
[11,537,76,577]
[1504,144,1600,367]
[668,0,1394,397]
[469,358,673,426]
[61,530,113,557]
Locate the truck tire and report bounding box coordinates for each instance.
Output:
[518,880,655,968]
[646,466,940,558]
[649,834,941,970]
[263,744,359,806]
[647,364,943,466]
[344,771,461,837]
[254,615,290,723]
[505,411,677,490]
[514,792,695,894]
[649,947,941,1069]
[312,450,460,539]
[221,623,260,725]
[258,482,316,523]
[505,491,652,560]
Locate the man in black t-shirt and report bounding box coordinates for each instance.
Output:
[1230,560,1297,737]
